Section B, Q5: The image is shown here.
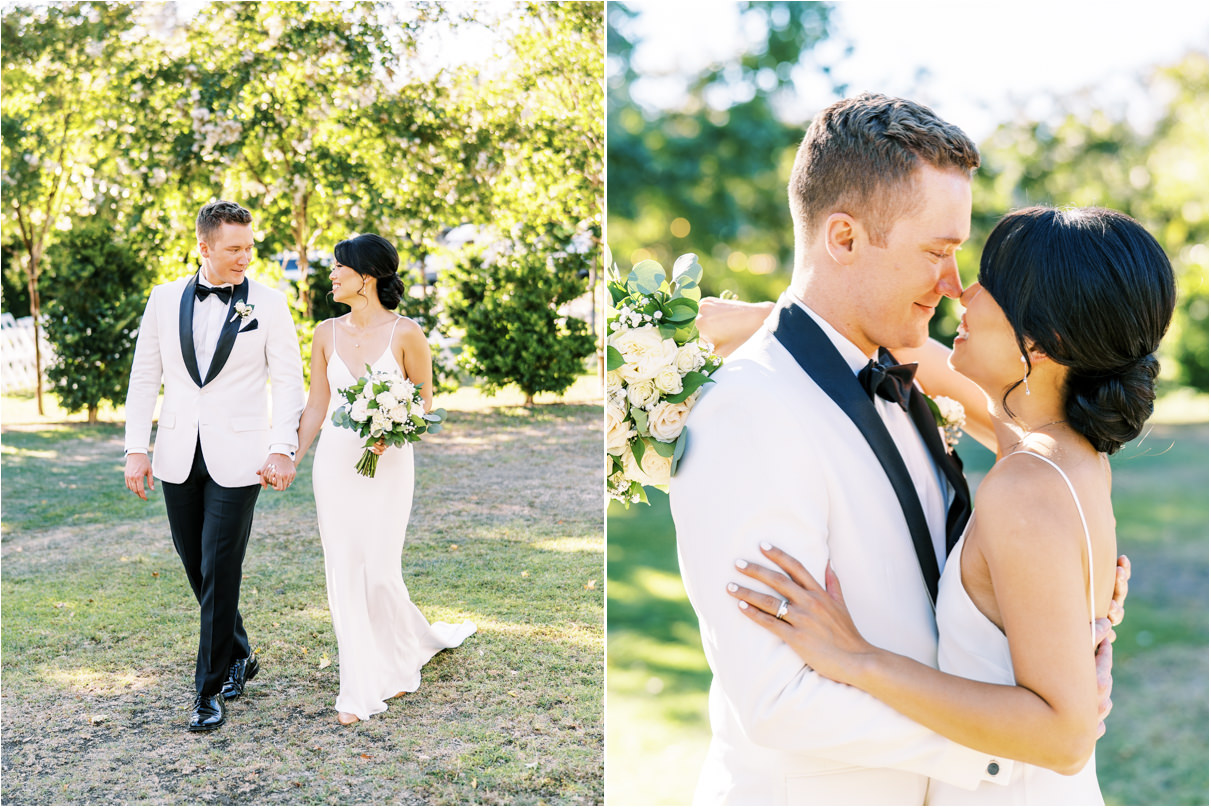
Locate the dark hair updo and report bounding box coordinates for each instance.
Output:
[979,206,1176,454]
[333,233,406,310]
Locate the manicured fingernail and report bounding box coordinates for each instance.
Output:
[737,601,748,610]
[760,542,772,551]
[734,559,748,569]
[726,583,738,592]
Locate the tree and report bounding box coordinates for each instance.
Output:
[1,1,138,413]
[41,220,151,423]
[969,53,1209,389]
[606,2,841,302]
[446,235,596,405]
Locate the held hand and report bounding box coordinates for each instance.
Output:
[369,438,387,456]
[258,453,296,491]
[696,297,771,359]
[1092,618,1116,738]
[1108,554,1130,626]
[124,452,155,501]
[725,543,874,685]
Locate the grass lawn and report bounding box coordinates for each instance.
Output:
[606,392,1209,806]
[1,376,604,805]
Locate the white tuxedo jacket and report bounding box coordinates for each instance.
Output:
[669,303,1011,805]
[124,272,305,488]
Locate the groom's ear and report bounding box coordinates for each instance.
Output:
[823,213,859,266]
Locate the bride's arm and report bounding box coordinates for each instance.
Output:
[730,457,1104,775]
[893,340,995,450]
[397,318,434,413]
[698,298,997,449]
[696,297,773,358]
[295,322,333,463]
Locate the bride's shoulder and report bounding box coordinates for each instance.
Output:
[973,453,1085,557]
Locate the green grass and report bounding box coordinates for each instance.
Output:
[1,378,604,805]
[606,393,1209,806]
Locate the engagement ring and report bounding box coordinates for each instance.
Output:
[775,600,789,621]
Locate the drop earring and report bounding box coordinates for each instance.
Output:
[1020,355,1031,396]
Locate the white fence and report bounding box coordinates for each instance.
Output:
[1,313,54,394]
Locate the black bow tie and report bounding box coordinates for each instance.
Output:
[195,284,232,304]
[858,352,918,412]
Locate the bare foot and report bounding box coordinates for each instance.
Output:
[337,711,360,725]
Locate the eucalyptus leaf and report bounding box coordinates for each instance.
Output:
[672,253,703,286]
[628,260,666,295]
[649,438,675,458]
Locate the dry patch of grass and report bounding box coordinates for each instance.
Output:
[1,383,603,805]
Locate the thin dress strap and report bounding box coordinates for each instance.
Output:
[1016,451,1098,646]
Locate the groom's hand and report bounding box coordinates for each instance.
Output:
[124,452,155,500]
[1093,554,1131,738]
[258,453,296,491]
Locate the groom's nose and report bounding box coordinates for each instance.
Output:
[935,256,962,299]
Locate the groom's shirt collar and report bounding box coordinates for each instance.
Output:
[198,266,233,289]
[785,295,873,376]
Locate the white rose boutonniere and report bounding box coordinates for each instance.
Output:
[232,301,255,323]
[927,395,966,452]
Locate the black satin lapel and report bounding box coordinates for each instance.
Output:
[180,274,203,388]
[901,383,973,554]
[202,279,247,386]
[771,301,941,605]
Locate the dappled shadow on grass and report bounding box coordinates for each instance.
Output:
[1,403,603,805]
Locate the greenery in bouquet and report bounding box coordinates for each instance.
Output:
[606,250,722,506]
[330,366,446,477]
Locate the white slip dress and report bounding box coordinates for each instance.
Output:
[927,451,1104,805]
[313,318,476,720]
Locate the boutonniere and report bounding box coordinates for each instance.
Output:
[926,394,965,452]
[231,301,255,324]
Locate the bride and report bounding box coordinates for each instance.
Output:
[715,206,1174,803]
[288,233,476,726]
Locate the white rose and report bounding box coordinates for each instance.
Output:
[605,368,625,394]
[611,326,678,382]
[393,380,416,401]
[389,404,410,423]
[370,411,392,436]
[605,399,633,456]
[376,391,399,409]
[647,399,692,443]
[676,343,705,373]
[626,379,660,410]
[621,442,672,487]
[350,400,370,422]
[652,365,683,396]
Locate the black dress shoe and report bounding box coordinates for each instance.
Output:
[188,692,226,732]
[220,652,260,700]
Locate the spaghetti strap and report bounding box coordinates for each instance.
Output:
[1016,451,1098,646]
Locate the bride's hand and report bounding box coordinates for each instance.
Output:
[726,543,875,686]
[370,438,387,456]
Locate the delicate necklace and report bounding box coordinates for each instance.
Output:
[1009,418,1067,452]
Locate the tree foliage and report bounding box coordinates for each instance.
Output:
[607,1,838,303]
[42,220,152,423]
[3,1,604,410]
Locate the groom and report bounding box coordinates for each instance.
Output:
[123,200,305,731]
[669,94,1116,804]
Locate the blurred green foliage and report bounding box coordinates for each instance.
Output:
[607,3,1207,389]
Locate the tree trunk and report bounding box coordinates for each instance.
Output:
[88,405,99,425]
[294,197,311,319]
[26,249,44,416]
[525,392,535,407]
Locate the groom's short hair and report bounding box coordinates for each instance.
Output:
[789,93,979,247]
[196,200,253,244]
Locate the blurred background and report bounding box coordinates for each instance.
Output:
[606,1,1208,804]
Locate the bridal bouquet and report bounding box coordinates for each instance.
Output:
[607,251,722,506]
[330,366,446,477]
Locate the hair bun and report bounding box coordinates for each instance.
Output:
[377,273,405,310]
[1065,354,1160,454]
